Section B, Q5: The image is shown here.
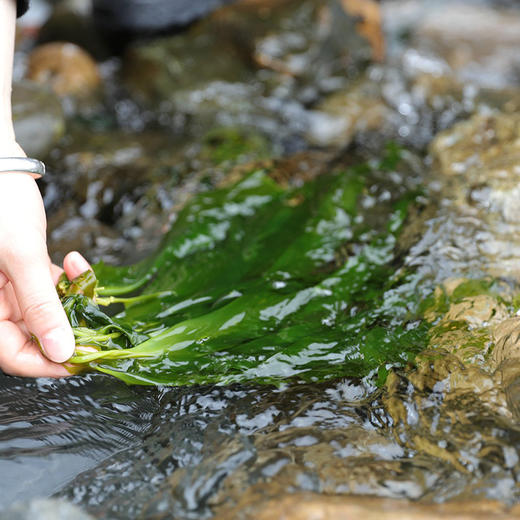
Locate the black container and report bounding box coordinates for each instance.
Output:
[92,0,235,35]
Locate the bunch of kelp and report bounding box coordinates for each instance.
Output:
[61,150,429,385]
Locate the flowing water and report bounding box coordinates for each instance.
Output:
[3,0,520,518]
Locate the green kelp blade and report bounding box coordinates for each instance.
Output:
[70,215,427,384]
[67,149,432,386]
[93,316,428,386]
[115,170,366,330]
[95,169,284,296]
[130,167,363,301]
[94,252,429,386]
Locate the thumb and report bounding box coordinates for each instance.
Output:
[7,247,75,363]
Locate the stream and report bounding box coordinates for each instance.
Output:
[3,0,520,518]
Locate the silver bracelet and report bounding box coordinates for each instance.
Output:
[0,157,46,179]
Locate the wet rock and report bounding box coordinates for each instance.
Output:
[493,318,520,368]
[245,0,373,83]
[373,64,475,150]
[413,3,520,88]
[0,499,94,520]
[341,0,384,62]
[410,74,466,111]
[310,62,479,153]
[12,81,65,158]
[122,29,248,106]
[47,201,127,265]
[379,272,520,491]
[307,79,392,147]
[430,111,520,274]
[217,493,520,520]
[377,2,520,151]
[48,129,184,204]
[492,318,520,420]
[207,425,428,505]
[368,106,520,488]
[26,42,101,97]
[134,378,472,518]
[200,126,271,165]
[441,294,508,331]
[399,111,520,283]
[44,129,181,263]
[397,280,508,395]
[122,0,374,145]
[431,112,520,184]
[50,126,265,211]
[265,150,333,187]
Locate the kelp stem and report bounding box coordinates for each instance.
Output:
[95,291,175,308]
[96,273,155,297]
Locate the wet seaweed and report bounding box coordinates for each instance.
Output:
[63,149,431,386]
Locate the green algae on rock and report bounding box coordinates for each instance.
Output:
[63,150,431,386]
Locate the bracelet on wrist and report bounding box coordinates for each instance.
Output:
[0,157,46,179]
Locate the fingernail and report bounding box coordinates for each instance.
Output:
[69,251,91,275]
[41,327,74,363]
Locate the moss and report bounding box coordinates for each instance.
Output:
[201,127,271,165]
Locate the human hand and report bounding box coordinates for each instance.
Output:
[0,141,91,377]
[0,0,92,377]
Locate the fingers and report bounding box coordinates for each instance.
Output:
[5,245,75,363]
[0,251,91,377]
[63,251,91,280]
[0,320,70,378]
[51,251,91,284]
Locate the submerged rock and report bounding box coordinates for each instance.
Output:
[0,499,93,520]
[122,0,374,145]
[44,129,187,263]
[380,276,520,498]
[306,78,392,147]
[217,493,520,520]
[374,108,520,500]
[394,110,520,291]
[413,3,520,89]
[429,111,520,280]
[43,124,272,264]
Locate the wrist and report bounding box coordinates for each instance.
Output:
[0,119,16,143]
[0,112,17,145]
[0,138,26,158]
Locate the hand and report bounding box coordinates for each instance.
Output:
[0,0,90,377]
[0,141,91,377]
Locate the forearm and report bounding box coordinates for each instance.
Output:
[0,0,17,142]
